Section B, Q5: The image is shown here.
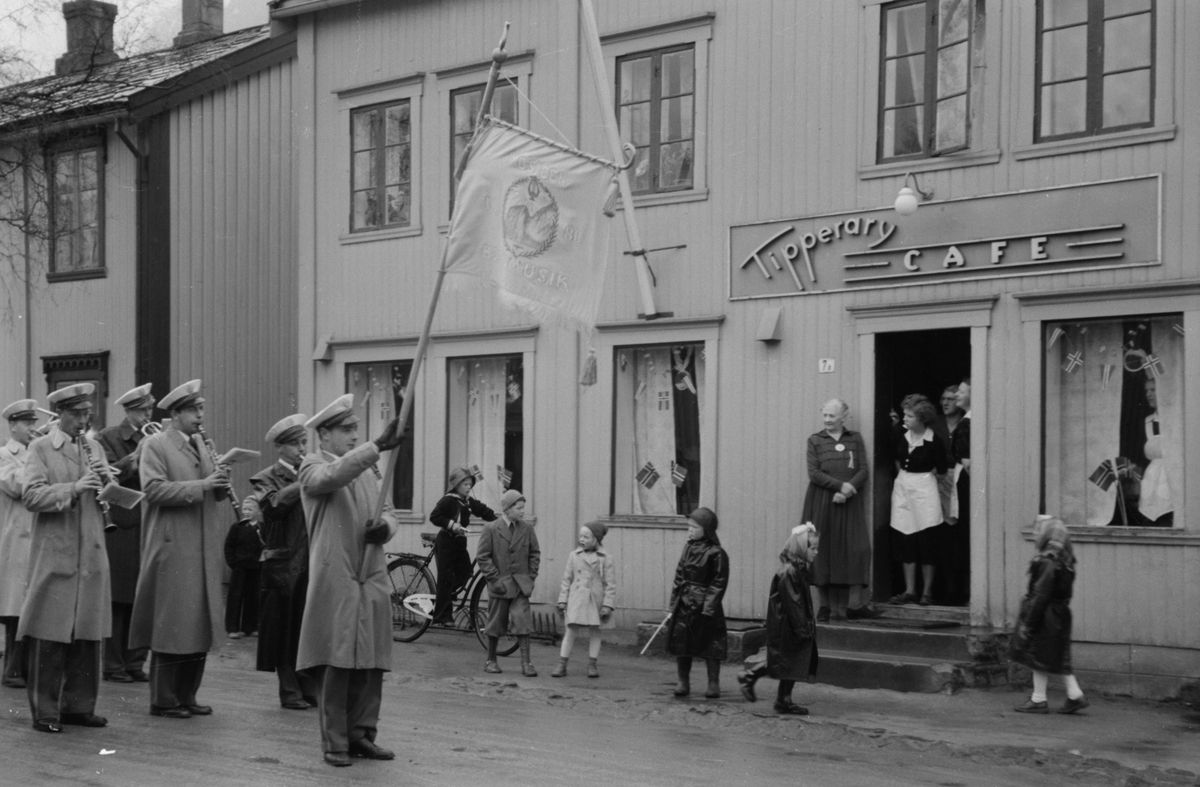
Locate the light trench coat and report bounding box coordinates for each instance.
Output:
[297,443,397,673]
[17,429,112,643]
[557,547,616,628]
[130,427,229,654]
[0,440,33,617]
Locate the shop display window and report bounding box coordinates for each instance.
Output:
[616,45,695,194]
[877,0,985,162]
[350,100,413,232]
[446,354,524,513]
[345,360,414,509]
[612,343,703,516]
[1035,0,1155,141]
[1043,314,1182,528]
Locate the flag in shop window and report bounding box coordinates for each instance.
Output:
[1089,460,1117,492]
[497,465,513,489]
[469,464,484,483]
[636,462,660,489]
[1114,457,1142,482]
[670,461,688,487]
[1063,351,1083,373]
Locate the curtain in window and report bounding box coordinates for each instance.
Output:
[1044,322,1124,526]
[1139,318,1183,521]
[632,348,678,515]
[670,347,703,513]
[463,358,509,513]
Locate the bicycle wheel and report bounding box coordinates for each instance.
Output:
[387,557,435,643]
[469,579,520,656]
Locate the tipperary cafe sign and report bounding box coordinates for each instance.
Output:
[728,175,1160,299]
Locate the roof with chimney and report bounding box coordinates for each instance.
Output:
[0,24,291,135]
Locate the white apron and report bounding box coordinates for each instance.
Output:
[1139,418,1173,521]
[891,470,943,535]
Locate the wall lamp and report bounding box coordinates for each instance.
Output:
[894,172,934,216]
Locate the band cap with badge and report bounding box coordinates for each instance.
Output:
[265,413,308,445]
[159,379,204,413]
[48,383,95,412]
[115,383,155,411]
[305,394,359,431]
[2,399,40,422]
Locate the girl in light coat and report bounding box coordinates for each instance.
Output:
[552,521,616,678]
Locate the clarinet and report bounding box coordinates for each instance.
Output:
[195,426,251,525]
[77,437,118,533]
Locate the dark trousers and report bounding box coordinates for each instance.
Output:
[25,637,99,723]
[278,663,320,707]
[149,652,207,710]
[2,616,25,684]
[225,567,261,634]
[432,531,472,621]
[315,666,383,754]
[104,602,149,677]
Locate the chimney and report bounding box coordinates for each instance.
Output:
[55,0,119,76]
[174,0,224,48]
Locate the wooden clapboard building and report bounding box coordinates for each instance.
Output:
[0,0,297,487]
[270,0,1197,697]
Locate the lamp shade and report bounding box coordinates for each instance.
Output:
[894,186,919,216]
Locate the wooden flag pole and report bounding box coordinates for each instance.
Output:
[578,0,661,319]
[368,23,510,530]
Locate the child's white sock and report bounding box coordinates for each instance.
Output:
[1031,670,1049,703]
[1063,674,1084,700]
[560,627,576,659]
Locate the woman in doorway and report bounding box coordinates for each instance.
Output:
[801,399,873,621]
[945,379,972,605]
[889,394,948,606]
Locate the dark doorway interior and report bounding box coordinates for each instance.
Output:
[872,329,971,606]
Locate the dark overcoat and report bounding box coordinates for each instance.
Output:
[96,419,145,604]
[18,429,112,643]
[764,565,819,681]
[251,460,308,672]
[1009,548,1075,674]
[666,537,729,660]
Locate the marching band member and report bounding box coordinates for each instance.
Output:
[95,383,155,683]
[297,394,404,767]
[0,400,42,689]
[251,413,319,711]
[130,379,230,719]
[19,384,112,732]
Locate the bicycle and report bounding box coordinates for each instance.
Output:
[386,532,519,656]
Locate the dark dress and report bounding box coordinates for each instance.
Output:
[801,430,869,587]
[666,537,729,660]
[944,416,971,604]
[251,462,308,673]
[1009,547,1075,675]
[753,565,819,681]
[429,494,496,621]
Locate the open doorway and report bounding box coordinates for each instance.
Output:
[873,329,971,607]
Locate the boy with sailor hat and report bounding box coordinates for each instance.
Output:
[0,399,42,688]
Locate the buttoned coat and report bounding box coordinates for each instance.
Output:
[129,426,228,654]
[297,443,397,673]
[95,419,144,603]
[557,547,616,628]
[0,439,33,617]
[17,429,112,643]
[476,517,540,600]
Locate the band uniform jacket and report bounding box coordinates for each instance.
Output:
[17,429,112,643]
[0,439,33,618]
[95,419,144,604]
[297,443,397,673]
[129,426,229,654]
[475,517,540,600]
[251,461,308,672]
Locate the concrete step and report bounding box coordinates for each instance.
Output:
[817,620,972,662]
[815,648,962,693]
[872,603,970,624]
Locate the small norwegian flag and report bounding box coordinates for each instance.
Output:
[635,462,660,489]
[1143,354,1163,379]
[670,461,688,487]
[1047,326,1065,349]
[1173,323,1185,337]
[1089,460,1117,492]
[1101,363,1114,390]
[497,465,513,488]
[469,464,484,483]
[1063,351,1083,373]
[1115,456,1142,482]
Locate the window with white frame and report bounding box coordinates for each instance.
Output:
[1043,314,1182,528]
[346,360,414,509]
[449,82,518,213]
[446,354,524,513]
[612,343,703,516]
[616,45,695,194]
[350,100,413,232]
[877,0,986,162]
[48,141,104,278]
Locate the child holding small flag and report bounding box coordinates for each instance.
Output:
[552,522,616,678]
[665,508,729,698]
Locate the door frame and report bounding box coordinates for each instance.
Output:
[848,296,997,625]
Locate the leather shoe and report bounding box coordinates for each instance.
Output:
[737,672,757,703]
[184,704,213,715]
[889,592,918,605]
[846,605,883,620]
[773,701,809,715]
[1058,696,1090,714]
[349,739,395,760]
[104,672,134,683]
[33,719,63,733]
[150,705,192,719]
[816,606,830,623]
[324,752,351,767]
[484,660,502,674]
[282,700,311,710]
[2,677,26,689]
[1014,699,1049,713]
[128,669,150,682]
[61,713,108,727]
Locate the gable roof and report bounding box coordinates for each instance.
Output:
[0,25,287,136]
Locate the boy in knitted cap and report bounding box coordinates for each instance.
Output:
[553,522,616,678]
[428,468,496,625]
[475,490,540,675]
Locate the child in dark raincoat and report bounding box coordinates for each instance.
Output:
[1010,516,1089,714]
[665,507,729,699]
[737,523,820,714]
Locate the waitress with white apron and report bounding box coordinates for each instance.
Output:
[889,394,949,606]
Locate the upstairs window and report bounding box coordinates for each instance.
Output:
[1036,0,1155,141]
[450,82,518,212]
[616,44,695,194]
[350,100,412,232]
[48,142,104,279]
[878,0,984,162]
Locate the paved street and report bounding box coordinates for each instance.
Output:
[1,630,1197,786]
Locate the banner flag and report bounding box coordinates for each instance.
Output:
[445,117,617,330]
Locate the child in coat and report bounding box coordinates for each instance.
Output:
[1010,516,1088,714]
[552,521,616,678]
[224,495,264,639]
[737,523,820,714]
[428,467,496,625]
[475,489,540,676]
